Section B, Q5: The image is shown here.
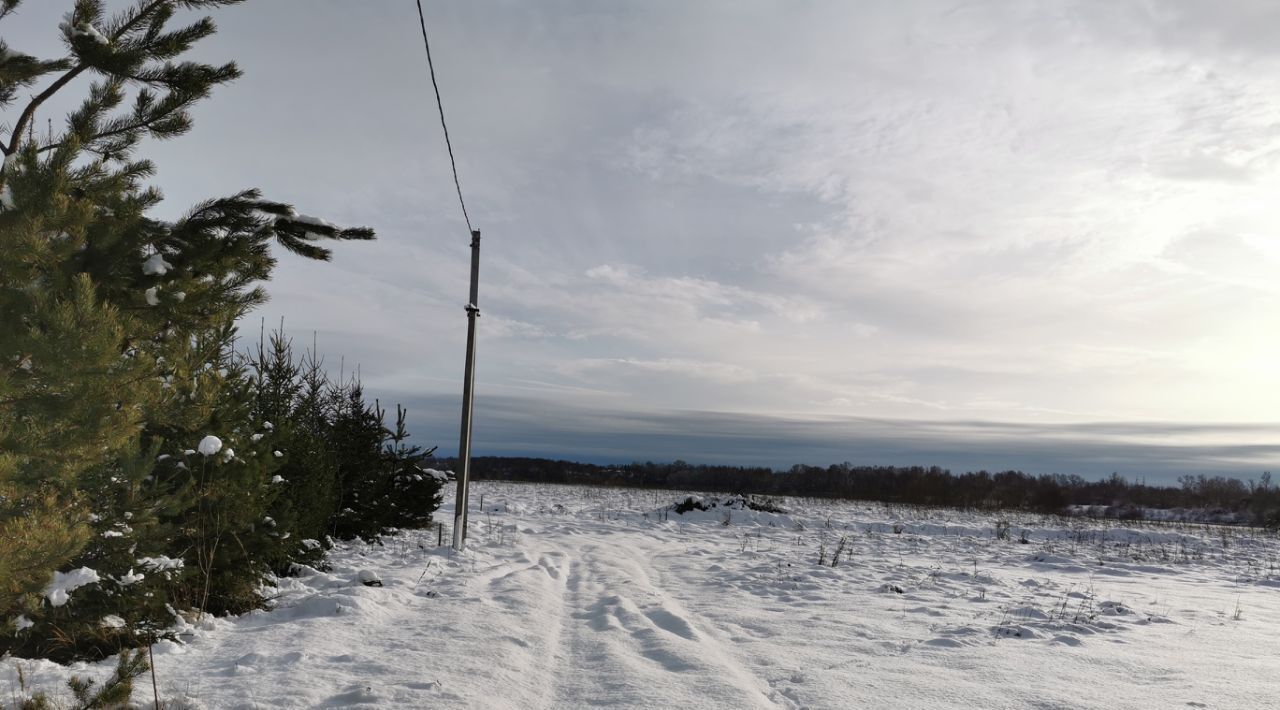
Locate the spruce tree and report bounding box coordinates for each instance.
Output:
[249,327,338,567]
[327,379,388,542]
[245,332,443,549]
[1,0,374,659]
[289,345,340,549]
[381,403,443,530]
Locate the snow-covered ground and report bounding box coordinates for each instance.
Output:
[6,482,1280,709]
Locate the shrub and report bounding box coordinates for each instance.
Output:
[673,497,710,514]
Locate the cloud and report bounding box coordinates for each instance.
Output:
[563,357,758,385]
[7,1,1279,475]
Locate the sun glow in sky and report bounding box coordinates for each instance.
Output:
[8,1,1280,478]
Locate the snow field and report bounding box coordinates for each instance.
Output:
[5,481,1279,709]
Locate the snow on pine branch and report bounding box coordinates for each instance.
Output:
[197,435,222,456]
[271,212,372,242]
[44,567,101,607]
[267,208,375,261]
[60,19,109,45]
[285,213,338,236]
[142,251,172,275]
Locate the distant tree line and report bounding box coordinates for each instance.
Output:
[439,456,1280,527]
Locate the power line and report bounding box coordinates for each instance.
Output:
[414,0,473,234]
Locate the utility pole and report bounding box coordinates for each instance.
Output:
[452,229,481,550]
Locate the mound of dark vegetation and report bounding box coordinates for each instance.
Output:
[673,497,711,514]
[671,495,786,515]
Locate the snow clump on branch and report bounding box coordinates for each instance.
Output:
[45,567,101,607]
[142,252,172,275]
[197,435,223,456]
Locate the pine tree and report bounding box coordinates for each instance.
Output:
[1,0,374,659]
[0,141,164,627]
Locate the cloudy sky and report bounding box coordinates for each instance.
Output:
[8,1,1280,480]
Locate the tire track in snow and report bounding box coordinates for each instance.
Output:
[536,524,786,709]
[446,542,572,708]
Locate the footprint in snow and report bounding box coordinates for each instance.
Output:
[320,685,381,708]
[643,608,698,640]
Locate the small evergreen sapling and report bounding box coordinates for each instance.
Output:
[248,327,339,568]
[381,403,443,531]
[327,380,388,542]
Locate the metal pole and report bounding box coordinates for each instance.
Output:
[452,230,481,550]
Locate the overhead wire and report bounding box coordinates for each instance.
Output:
[414,0,474,234]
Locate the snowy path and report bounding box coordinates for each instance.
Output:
[431,518,785,709]
[537,529,779,708]
[6,483,1280,709]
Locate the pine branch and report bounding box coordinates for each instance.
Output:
[0,42,73,111]
[41,106,170,156]
[3,64,88,155]
[0,0,22,22]
[2,0,181,154]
